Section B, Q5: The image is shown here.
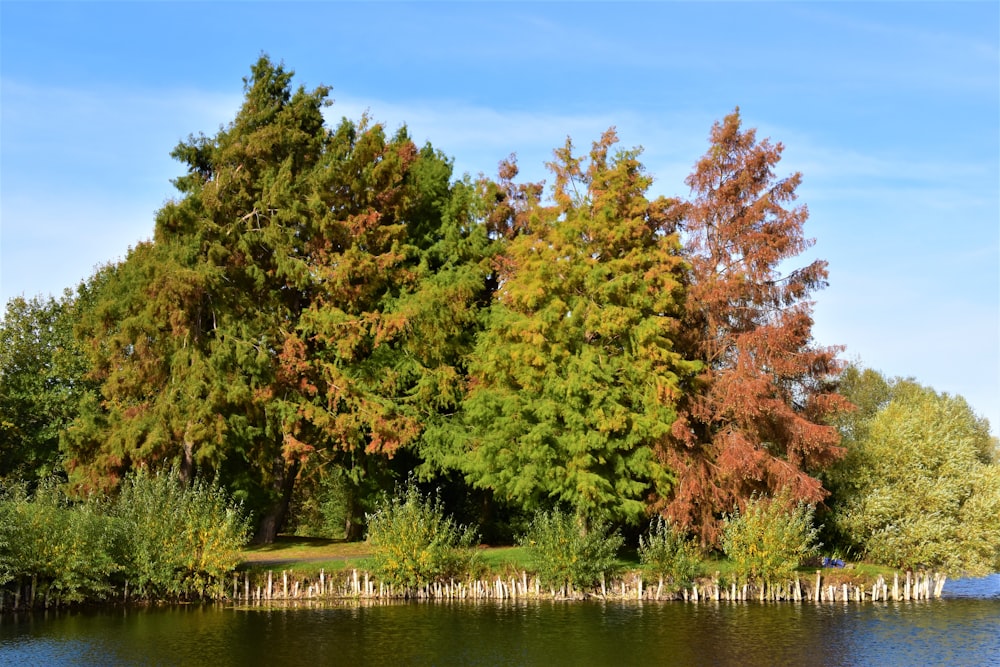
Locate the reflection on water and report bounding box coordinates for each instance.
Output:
[2,575,998,667]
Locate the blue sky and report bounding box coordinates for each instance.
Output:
[2,2,998,433]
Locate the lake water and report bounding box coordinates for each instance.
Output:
[2,574,997,666]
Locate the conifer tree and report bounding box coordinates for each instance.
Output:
[65,57,484,541]
[656,110,848,545]
[451,130,694,524]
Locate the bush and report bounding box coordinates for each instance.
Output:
[721,494,820,586]
[365,480,479,589]
[638,516,701,590]
[519,509,623,590]
[0,480,117,603]
[113,468,250,599]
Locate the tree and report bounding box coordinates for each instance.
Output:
[0,291,92,481]
[656,110,849,545]
[65,57,332,542]
[447,130,694,525]
[65,56,488,542]
[826,367,1000,575]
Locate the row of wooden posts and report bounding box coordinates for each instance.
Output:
[235,569,947,604]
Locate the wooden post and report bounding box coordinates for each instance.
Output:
[283,571,288,599]
[892,572,899,601]
[267,571,273,600]
[934,573,947,598]
[814,571,822,602]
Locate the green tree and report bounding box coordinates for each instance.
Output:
[827,367,1000,575]
[447,130,694,525]
[65,57,489,542]
[0,291,91,481]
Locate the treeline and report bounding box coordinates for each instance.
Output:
[1,56,998,580]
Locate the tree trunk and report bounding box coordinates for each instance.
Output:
[254,457,301,544]
[179,438,195,484]
[344,481,364,542]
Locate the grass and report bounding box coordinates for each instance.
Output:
[240,536,372,576]
[239,536,899,589]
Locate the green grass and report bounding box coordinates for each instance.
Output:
[240,536,899,588]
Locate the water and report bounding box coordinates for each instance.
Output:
[2,575,997,666]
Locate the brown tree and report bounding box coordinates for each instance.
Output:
[656,110,849,545]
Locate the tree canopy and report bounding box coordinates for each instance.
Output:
[10,58,958,558]
[654,111,849,544]
[61,56,488,542]
[826,367,1000,575]
[439,130,695,524]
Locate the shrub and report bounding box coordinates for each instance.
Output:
[721,493,820,586]
[365,479,479,589]
[0,480,117,602]
[638,516,701,590]
[113,468,250,599]
[519,509,623,590]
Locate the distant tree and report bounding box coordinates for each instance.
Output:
[826,367,1000,575]
[0,291,91,481]
[447,130,694,525]
[656,110,849,545]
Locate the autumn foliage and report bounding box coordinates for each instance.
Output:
[11,59,856,546]
[656,111,849,544]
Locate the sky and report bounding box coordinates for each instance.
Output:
[2,2,998,434]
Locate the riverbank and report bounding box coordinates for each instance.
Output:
[235,536,945,605]
[0,536,957,612]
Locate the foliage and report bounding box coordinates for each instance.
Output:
[63,56,488,543]
[112,468,250,599]
[518,508,624,589]
[826,368,1000,575]
[0,469,248,604]
[657,109,848,546]
[448,130,694,524]
[7,58,876,559]
[721,493,820,586]
[365,479,479,588]
[0,292,92,482]
[0,480,117,602]
[638,516,701,590]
